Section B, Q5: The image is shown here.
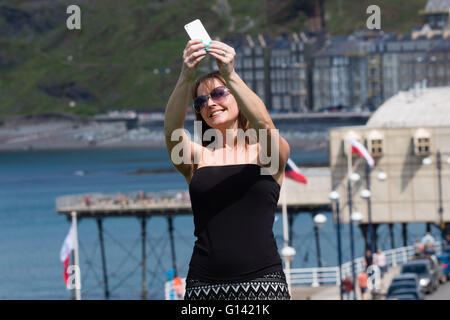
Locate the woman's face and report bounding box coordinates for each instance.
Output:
[196,78,239,129]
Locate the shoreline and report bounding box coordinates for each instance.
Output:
[0,142,167,152]
[0,118,328,153]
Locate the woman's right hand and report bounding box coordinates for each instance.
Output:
[181,40,207,81]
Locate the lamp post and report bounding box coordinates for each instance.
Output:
[313,213,327,269]
[422,151,448,251]
[329,190,343,300]
[350,211,363,299]
[360,167,387,254]
[360,188,374,255]
[347,177,358,300]
[346,166,361,300]
[280,186,295,298]
[281,245,296,297]
[313,213,327,287]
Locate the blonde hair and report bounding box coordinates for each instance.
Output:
[191,71,251,148]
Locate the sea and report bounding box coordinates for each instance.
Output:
[0,148,438,300]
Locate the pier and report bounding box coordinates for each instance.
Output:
[56,167,331,299]
[56,167,332,218]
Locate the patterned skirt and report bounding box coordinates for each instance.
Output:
[184,271,291,300]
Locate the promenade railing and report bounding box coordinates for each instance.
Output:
[289,242,442,287]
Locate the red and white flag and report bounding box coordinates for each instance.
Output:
[350,139,375,167]
[60,223,74,288]
[285,158,308,184]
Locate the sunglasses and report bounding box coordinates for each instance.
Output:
[193,86,230,113]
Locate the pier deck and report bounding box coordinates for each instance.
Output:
[56,167,332,218]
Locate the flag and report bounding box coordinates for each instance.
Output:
[285,158,307,184]
[350,139,375,167]
[60,223,74,288]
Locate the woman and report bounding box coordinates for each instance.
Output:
[164,39,291,300]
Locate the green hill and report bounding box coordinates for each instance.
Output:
[0,0,427,120]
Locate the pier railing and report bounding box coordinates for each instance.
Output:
[56,190,191,213]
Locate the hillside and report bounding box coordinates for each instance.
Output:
[0,0,427,120]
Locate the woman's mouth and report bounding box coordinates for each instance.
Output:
[210,109,225,118]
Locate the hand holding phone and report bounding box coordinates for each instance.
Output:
[184,19,212,44]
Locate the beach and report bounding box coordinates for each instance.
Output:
[0,117,167,151]
[0,116,329,152]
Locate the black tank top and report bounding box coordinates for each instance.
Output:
[187,163,283,282]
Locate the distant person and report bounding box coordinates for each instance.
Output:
[342,274,354,300]
[421,232,435,246]
[357,271,369,300]
[424,241,435,255]
[136,190,147,201]
[115,192,122,205]
[373,249,387,277]
[414,238,424,257]
[364,249,373,271]
[175,192,183,202]
[83,195,92,207]
[164,39,291,300]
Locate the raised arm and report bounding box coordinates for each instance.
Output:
[206,41,290,172]
[164,40,206,180]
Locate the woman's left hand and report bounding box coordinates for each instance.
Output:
[206,41,236,79]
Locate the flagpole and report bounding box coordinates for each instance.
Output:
[347,142,357,299]
[71,211,81,300]
[281,186,293,296]
[282,186,289,247]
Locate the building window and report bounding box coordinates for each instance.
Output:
[417,138,430,155]
[255,58,264,68]
[370,139,383,157]
[413,129,431,156]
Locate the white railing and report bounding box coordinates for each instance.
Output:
[55,190,191,212]
[288,242,442,287]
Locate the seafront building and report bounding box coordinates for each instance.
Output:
[213,0,450,113]
[328,86,450,242]
[216,33,309,113]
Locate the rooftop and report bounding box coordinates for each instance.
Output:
[424,0,450,13]
[366,86,450,128]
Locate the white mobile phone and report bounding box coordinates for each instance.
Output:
[184,19,212,44]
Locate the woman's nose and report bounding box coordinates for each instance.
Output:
[206,96,216,106]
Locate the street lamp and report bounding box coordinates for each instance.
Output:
[377,171,387,181]
[350,172,360,182]
[313,213,327,269]
[422,150,449,251]
[360,189,371,200]
[329,190,343,300]
[281,245,296,297]
[347,176,358,300]
[351,211,364,224]
[422,157,432,166]
[350,211,363,299]
[360,184,375,253]
[361,167,387,256]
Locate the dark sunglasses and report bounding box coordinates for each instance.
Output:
[193,86,230,113]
